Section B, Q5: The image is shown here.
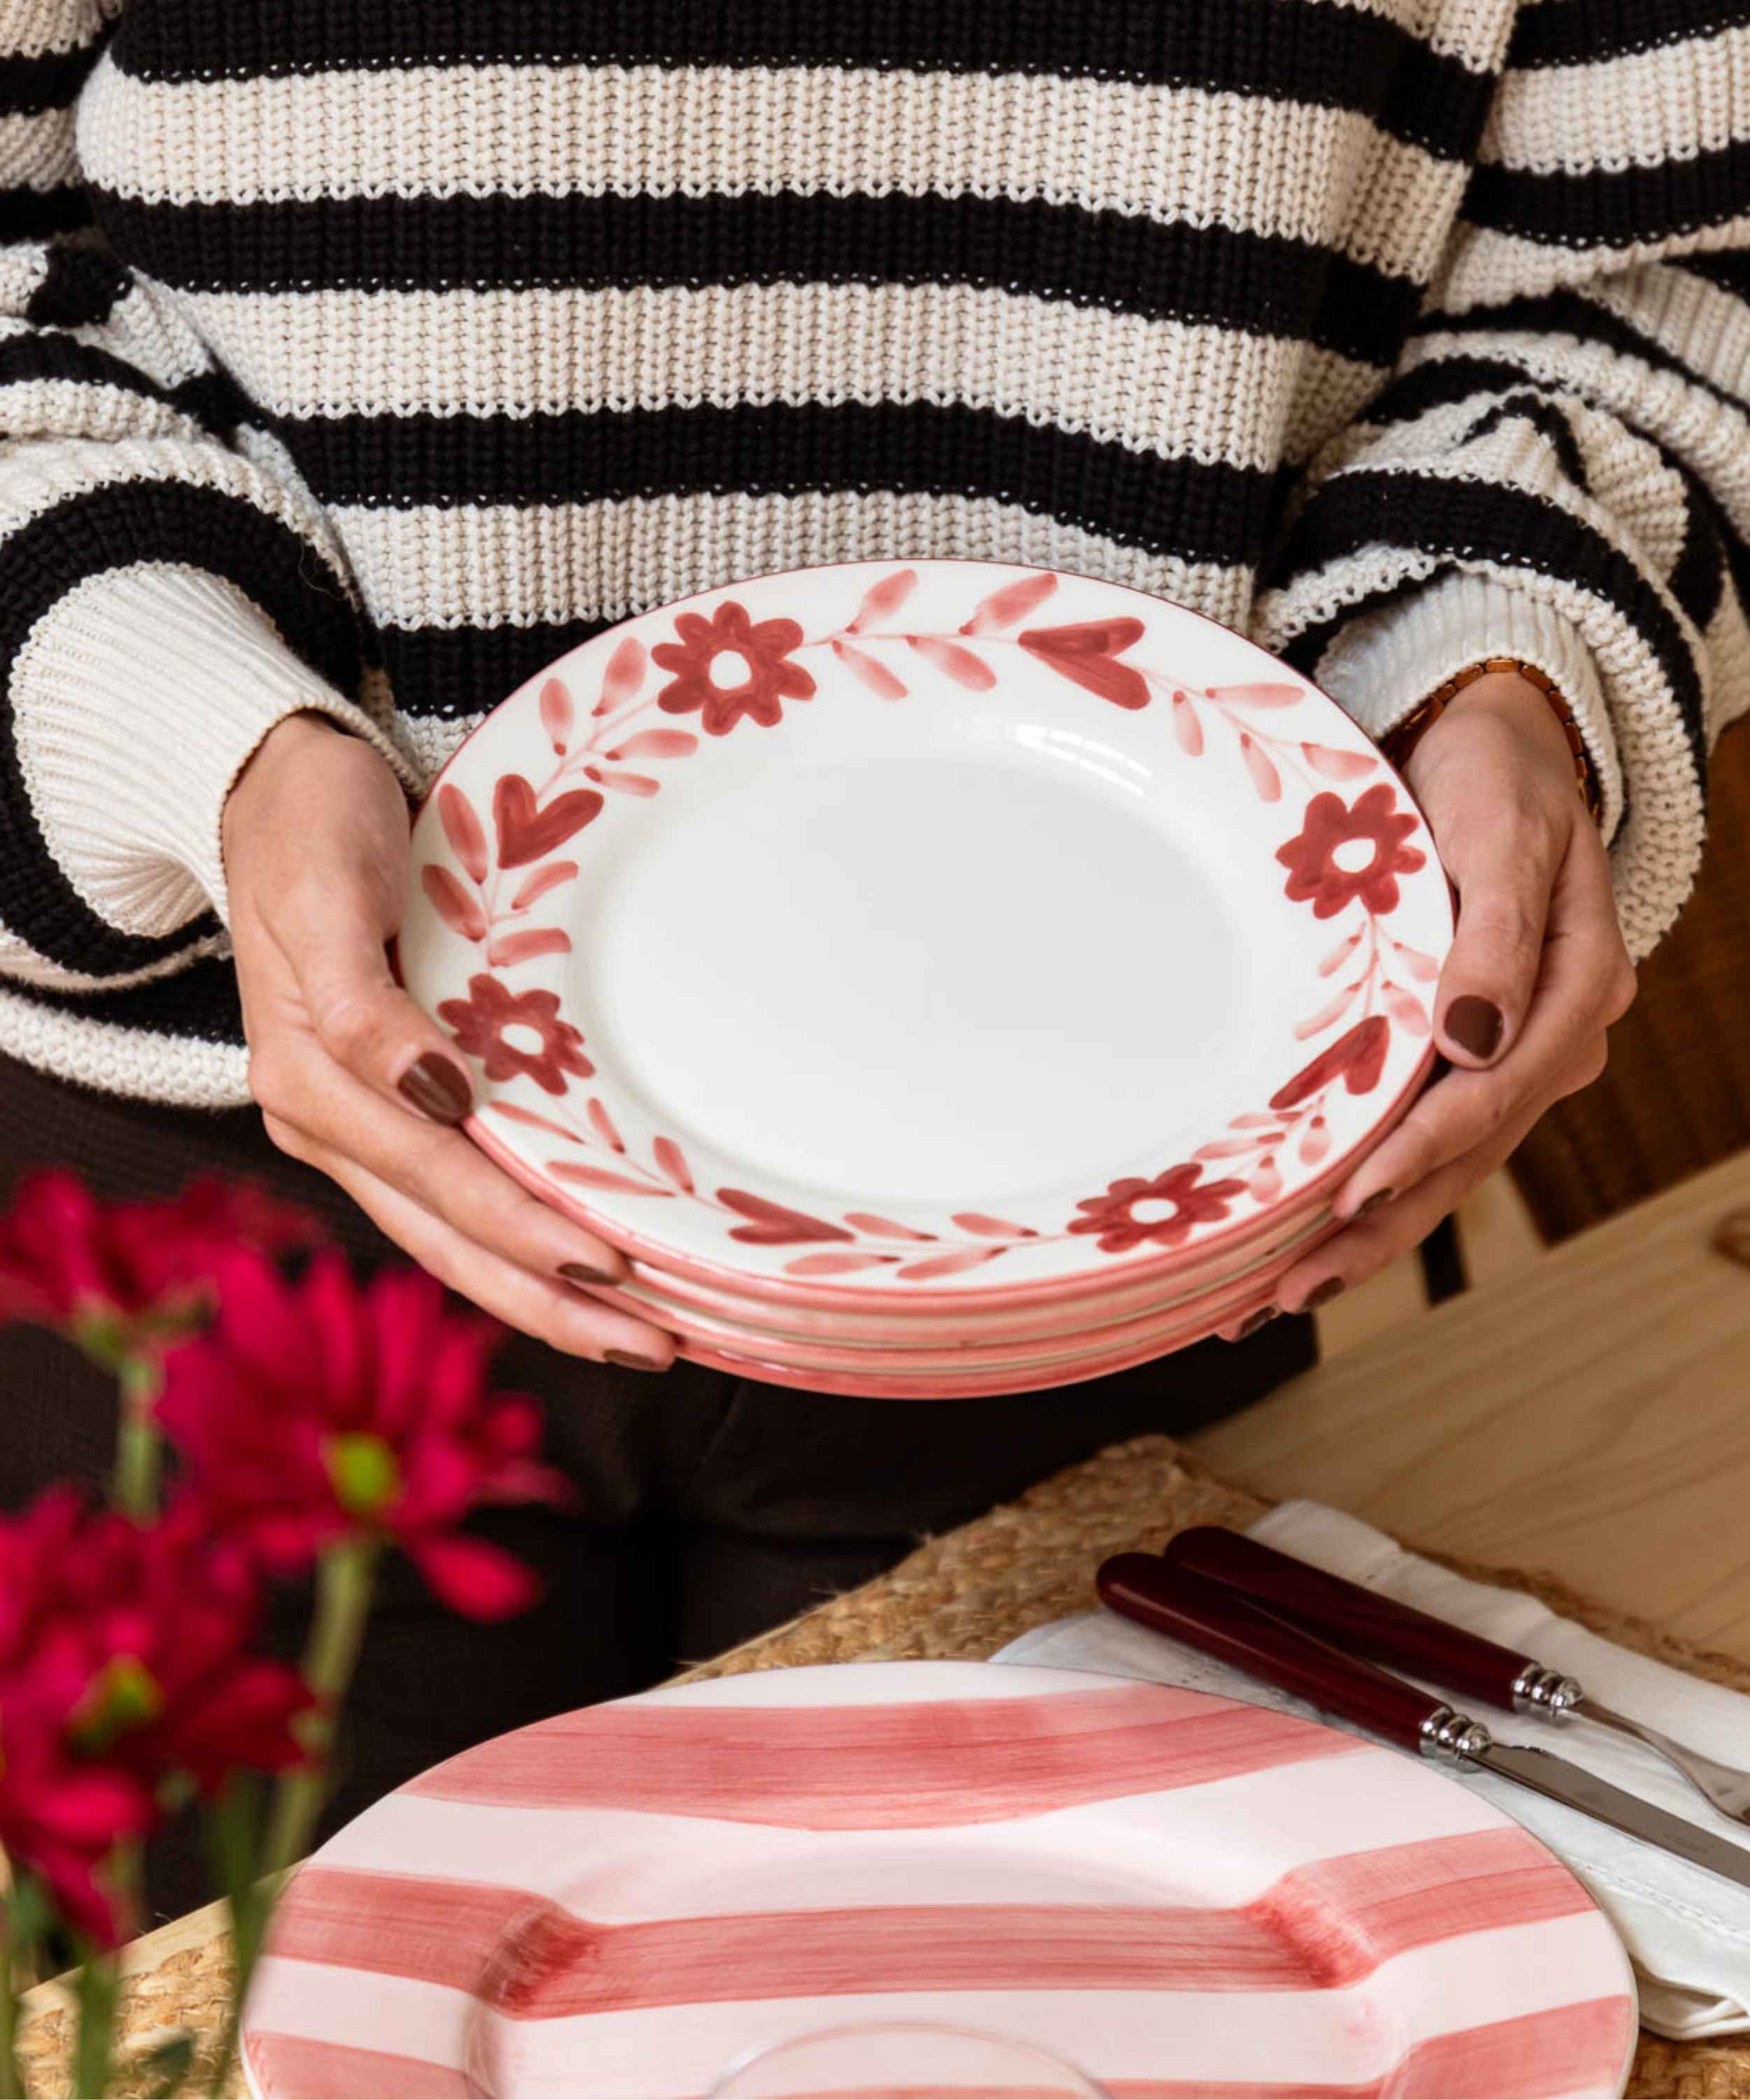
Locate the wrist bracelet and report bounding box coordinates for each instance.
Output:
[1380,656,1603,824]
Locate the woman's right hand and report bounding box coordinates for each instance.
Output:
[222,713,676,1371]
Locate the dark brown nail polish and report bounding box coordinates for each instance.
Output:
[605,1348,667,1373]
[1306,1276,1346,1310]
[1231,1307,1278,1341]
[1357,1188,1394,1219]
[397,1052,472,1124]
[559,1261,619,1288]
[1444,994,1504,1060]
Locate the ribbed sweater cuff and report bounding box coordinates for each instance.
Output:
[1312,571,1624,841]
[12,561,412,934]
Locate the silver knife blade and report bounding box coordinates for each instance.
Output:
[1477,1742,1750,1892]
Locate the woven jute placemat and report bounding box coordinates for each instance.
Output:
[18,1435,1749,2097]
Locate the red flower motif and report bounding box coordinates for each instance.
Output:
[1067,1163,1249,1255]
[0,1487,315,1945]
[652,601,816,735]
[1275,784,1426,920]
[156,1250,567,1620]
[438,974,593,1096]
[0,1169,321,1352]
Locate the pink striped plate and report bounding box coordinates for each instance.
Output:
[241,1662,1635,2099]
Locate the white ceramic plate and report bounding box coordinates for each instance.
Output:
[399,563,1450,1308]
[242,1662,1635,2099]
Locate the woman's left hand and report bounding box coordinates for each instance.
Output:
[1233,668,1637,1331]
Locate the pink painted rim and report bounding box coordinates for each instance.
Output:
[402,557,1448,1311]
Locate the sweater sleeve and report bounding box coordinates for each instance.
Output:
[1256,0,1750,961]
[0,0,411,1000]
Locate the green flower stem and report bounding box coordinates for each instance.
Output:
[113,1355,164,1520]
[263,1536,379,1876]
[71,1846,136,2100]
[0,1934,21,2100]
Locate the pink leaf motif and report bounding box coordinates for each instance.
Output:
[1204,682,1304,710]
[1295,980,1362,1041]
[949,1212,1033,1239]
[1301,742,1378,782]
[1250,1156,1282,1204]
[652,1138,694,1193]
[831,639,909,700]
[910,637,996,691]
[1390,938,1441,983]
[1299,1116,1331,1166]
[718,1189,855,1246]
[487,927,573,967]
[437,785,489,885]
[510,860,579,910]
[596,636,647,714]
[843,1212,937,1241]
[1017,620,1150,710]
[489,1101,582,1142]
[493,775,604,867]
[1171,692,1204,756]
[783,1252,901,1278]
[1240,734,1282,803]
[420,864,487,941]
[1271,1015,1390,1109]
[1196,1135,1280,1159]
[1230,1112,1284,1130]
[895,1246,1005,1281]
[539,678,574,755]
[847,568,918,633]
[549,1163,673,1196]
[1382,984,1433,1035]
[587,1097,625,1151]
[593,769,662,797]
[608,729,699,761]
[1318,930,1364,979]
[960,572,1058,636]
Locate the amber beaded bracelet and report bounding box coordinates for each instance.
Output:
[1380,656,1603,825]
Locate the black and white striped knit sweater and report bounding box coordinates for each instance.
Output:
[4,1,1748,1105]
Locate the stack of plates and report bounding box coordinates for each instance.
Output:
[398,561,1452,1397]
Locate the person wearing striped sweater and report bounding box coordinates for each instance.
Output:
[0,1,1740,1907]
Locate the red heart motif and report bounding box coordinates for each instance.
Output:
[718,1189,855,1245]
[1016,619,1150,710]
[1269,1015,1390,1110]
[492,774,604,869]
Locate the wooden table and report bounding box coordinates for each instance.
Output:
[22,1149,1750,2088]
[1194,1147,1750,1664]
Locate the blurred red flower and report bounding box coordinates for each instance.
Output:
[0,1487,315,1945]
[157,1250,565,1619]
[0,1168,321,1352]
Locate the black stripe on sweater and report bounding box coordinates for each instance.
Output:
[110,0,1492,162]
[5,953,246,1047]
[0,38,103,119]
[1466,136,1750,250]
[375,620,617,724]
[0,481,365,978]
[0,331,241,442]
[1271,470,1708,776]
[276,397,1279,559]
[22,244,131,329]
[0,184,90,239]
[90,188,1421,371]
[1673,251,1750,300]
[1460,391,1592,493]
[1506,0,1750,71]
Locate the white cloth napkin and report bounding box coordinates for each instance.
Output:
[993,1499,1750,2039]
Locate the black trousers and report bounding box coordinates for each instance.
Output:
[0,1052,1312,1922]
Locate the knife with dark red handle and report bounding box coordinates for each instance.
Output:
[1094,1548,1750,1890]
[1163,1525,1536,1712]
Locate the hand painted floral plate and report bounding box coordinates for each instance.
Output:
[241,1662,1635,2099]
[398,562,1452,1308]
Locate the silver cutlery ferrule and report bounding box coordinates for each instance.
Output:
[1511,1665,1585,1720]
[1419,1704,1493,1765]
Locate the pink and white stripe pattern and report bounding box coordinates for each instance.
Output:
[241,1663,1637,2100]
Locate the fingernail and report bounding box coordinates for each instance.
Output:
[1306,1276,1346,1310]
[397,1052,472,1124]
[1355,1188,1394,1219]
[604,1348,668,1373]
[1444,995,1504,1060]
[1229,1307,1278,1342]
[559,1261,621,1288]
